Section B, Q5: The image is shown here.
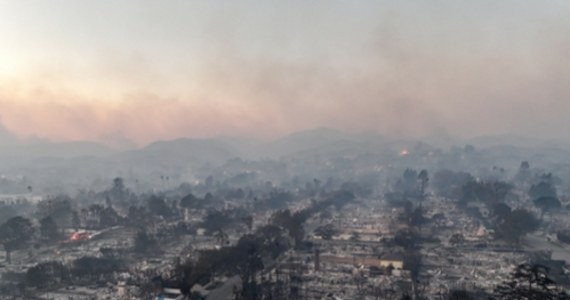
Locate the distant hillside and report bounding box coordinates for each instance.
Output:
[263,128,354,157]
[3,127,570,194]
[23,141,115,158]
[468,134,546,148]
[0,140,115,159]
[115,138,237,168]
[0,122,16,147]
[261,128,409,158]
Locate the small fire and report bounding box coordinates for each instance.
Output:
[71,232,91,241]
[399,149,409,157]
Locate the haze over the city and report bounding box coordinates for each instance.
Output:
[0,0,569,147]
[5,2,570,300]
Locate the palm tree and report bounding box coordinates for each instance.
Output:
[417,170,429,207]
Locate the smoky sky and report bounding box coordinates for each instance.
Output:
[0,1,569,146]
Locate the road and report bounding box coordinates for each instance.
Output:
[523,234,570,263]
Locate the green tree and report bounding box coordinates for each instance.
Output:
[557,231,570,245]
[393,230,418,250]
[270,209,305,246]
[313,224,338,241]
[497,209,540,244]
[239,242,264,300]
[180,193,200,209]
[241,216,253,232]
[492,202,512,224]
[201,210,233,234]
[26,261,69,289]
[133,231,159,254]
[396,169,418,198]
[71,256,124,280]
[529,182,557,200]
[417,170,429,199]
[107,177,135,209]
[71,210,81,231]
[84,204,107,228]
[40,216,60,242]
[461,180,511,205]
[37,195,73,228]
[148,195,172,218]
[495,263,569,299]
[446,289,474,300]
[127,205,149,228]
[99,206,122,227]
[0,204,18,225]
[432,170,474,199]
[449,233,465,246]
[0,216,35,263]
[533,196,561,219]
[515,161,531,184]
[214,228,229,247]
